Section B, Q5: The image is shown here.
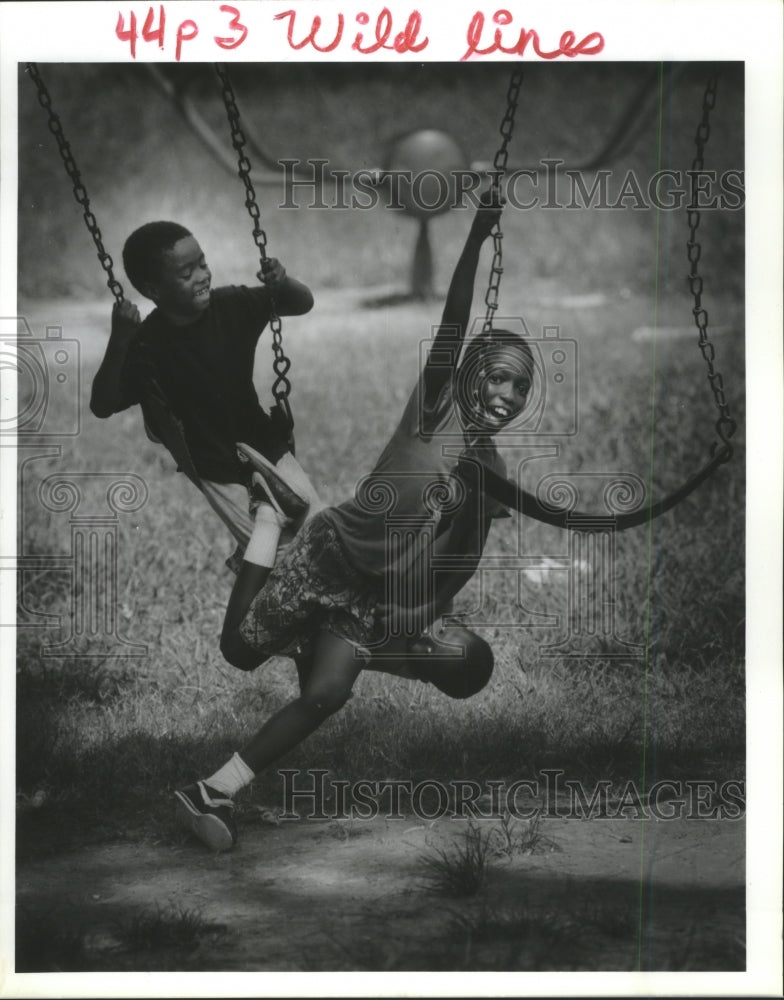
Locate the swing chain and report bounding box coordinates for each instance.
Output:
[483,69,524,333]
[214,64,292,422]
[686,73,735,457]
[26,63,124,303]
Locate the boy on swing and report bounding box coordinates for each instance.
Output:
[175,190,538,852]
[90,222,321,582]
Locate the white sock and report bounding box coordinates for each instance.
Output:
[244,502,282,567]
[204,752,255,797]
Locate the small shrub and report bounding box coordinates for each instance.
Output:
[489,808,561,858]
[419,823,490,897]
[119,903,225,953]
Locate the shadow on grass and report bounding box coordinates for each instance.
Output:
[16,901,228,973]
[16,641,744,858]
[430,874,746,972]
[16,728,246,859]
[16,717,745,862]
[16,855,745,973]
[289,869,745,972]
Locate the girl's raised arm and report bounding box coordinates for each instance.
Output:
[423,191,502,400]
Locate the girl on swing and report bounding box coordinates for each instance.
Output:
[176,190,537,852]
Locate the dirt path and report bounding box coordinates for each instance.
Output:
[16,811,744,973]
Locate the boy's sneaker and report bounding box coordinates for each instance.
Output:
[248,472,286,522]
[174,781,237,852]
[237,443,309,522]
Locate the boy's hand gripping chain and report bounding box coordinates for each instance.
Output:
[26,63,125,304]
[483,69,524,333]
[215,63,294,436]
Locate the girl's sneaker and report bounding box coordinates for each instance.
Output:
[174,782,237,852]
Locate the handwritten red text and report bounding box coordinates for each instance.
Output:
[112,5,607,63]
[273,7,428,55]
[462,9,604,61]
[115,4,247,60]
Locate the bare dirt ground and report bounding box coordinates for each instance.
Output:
[16,809,745,973]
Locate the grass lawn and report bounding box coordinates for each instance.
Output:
[15,279,745,854]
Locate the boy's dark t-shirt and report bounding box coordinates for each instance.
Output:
[118,285,290,484]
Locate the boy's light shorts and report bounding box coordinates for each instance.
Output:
[200,479,254,547]
[200,444,323,574]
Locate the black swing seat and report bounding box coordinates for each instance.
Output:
[457,439,734,532]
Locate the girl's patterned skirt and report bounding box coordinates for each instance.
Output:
[238,511,384,659]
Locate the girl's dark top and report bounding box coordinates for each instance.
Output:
[114,286,290,484]
[320,329,509,608]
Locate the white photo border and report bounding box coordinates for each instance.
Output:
[1,1,781,997]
